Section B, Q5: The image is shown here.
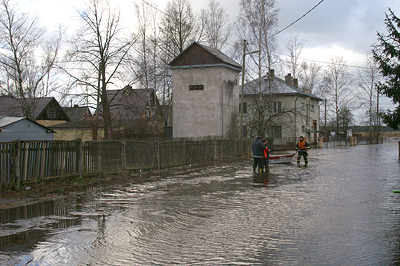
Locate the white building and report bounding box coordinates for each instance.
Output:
[241,70,323,144]
[170,42,242,139]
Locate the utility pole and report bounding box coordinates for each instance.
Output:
[240,40,247,154]
[324,99,327,141]
[239,40,258,154]
[377,87,380,144]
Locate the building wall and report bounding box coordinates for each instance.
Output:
[242,94,320,143]
[172,66,239,139]
[0,120,53,142]
[36,120,68,127]
[52,128,105,141]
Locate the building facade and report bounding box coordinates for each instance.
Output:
[170,42,241,139]
[241,71,323,144]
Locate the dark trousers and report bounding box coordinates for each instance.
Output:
[253,158,264,171]
[263,158,269,170]
[297,151,308,164]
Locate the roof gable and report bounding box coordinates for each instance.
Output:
[0,96,70,121]
[169,42,241,71]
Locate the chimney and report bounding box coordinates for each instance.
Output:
[293,78,298,88]
[268,69,275,80]
[285,73,294,86]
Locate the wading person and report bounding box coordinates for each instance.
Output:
[296,136,310,165]
[263,139,270,171]
[252,136,266,173]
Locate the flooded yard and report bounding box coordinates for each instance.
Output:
[1,142,400,265]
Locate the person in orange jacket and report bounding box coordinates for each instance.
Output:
[263,139,270,171]
[296,136,310,165]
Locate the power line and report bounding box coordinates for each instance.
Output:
[272,0,325,38]
[140,0,166,16]
[277,52,369,70]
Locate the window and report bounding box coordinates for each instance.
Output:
[189,85,204,90]
[242,126,247,138]
[272,102,282,113]
[302,126,306,132]
[311,104,315,112]
[46,106,57,119]
[239,102,247,114]
[272,126,282,138]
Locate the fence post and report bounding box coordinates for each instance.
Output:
[121,140,126,171]
[156,140,161,169]
[76,139,83,179]
[12,140,22,189]
[183,140,186,164]
[97,142,102,173]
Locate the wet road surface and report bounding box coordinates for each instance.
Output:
[1,142,400,265]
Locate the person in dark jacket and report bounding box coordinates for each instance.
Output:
[252,136,266,173]
[296,136,310,165]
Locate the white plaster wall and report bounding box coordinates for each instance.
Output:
[172,66,239,139]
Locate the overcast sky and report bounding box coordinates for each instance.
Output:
[18,0,400,113]
[20,0,400,66]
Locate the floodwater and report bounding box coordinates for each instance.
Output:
[1,142,400,266]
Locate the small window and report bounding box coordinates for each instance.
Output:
[239,102,247,114]
[242,126,247,138]
[189,85,204,90]
[46,106,57,119]
[272,102,281,113]
[272,126,282,138]
[311,104,315,112]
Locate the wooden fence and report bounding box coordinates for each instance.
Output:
[0,139,252,189]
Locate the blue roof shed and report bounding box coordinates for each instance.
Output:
[0,116,54,142]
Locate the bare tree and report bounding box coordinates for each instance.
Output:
[0,0,62,119]
[131,0,156,91]
[159,0,198,60]
[358,52,381,143]
[237,0,279,138]
[64,0,135,140]
[299,61,322,94]
[238,0,279,85]
[199,0,231,50]
[338,105,353,143]
[323,57,354,136]
[285,35,304,79]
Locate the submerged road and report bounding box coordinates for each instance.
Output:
[1,142,400,265]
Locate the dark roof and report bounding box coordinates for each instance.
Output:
[99,86,157,122]
[63,106,92,121]
[241,75,323,101]
[169,42,241,71]
[0,96,70,120]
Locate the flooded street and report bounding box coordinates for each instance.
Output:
[1,142,400,265]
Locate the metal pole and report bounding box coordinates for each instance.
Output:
[240,40,246,154]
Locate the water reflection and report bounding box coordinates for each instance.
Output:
[0,143,399,265]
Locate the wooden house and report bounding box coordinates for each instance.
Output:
[104,86,164,139]
[50,105,101,141]
[0,96,70,127]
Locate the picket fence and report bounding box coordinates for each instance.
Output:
[0,139,252,189]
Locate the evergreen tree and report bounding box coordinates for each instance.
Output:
[372,8,400,129]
